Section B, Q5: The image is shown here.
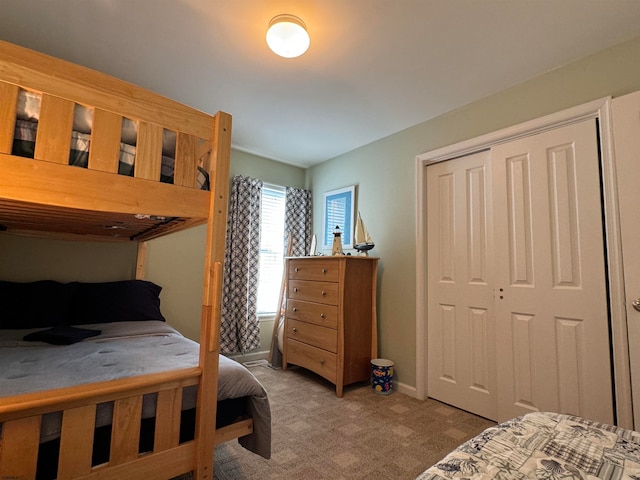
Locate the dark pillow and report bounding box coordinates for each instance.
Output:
[0,280,75,329]
[23,326,101,345]
[70,280,166,324]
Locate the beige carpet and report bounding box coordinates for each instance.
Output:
[213,363,495,480]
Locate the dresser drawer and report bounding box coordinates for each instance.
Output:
[288,279,339,305]
[286,299,338,329]
[288,258,339,282]
[286,339,337,383]
[286,319,337,353]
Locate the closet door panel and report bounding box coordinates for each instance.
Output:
[427,150,497,420]
[548,144,581,287]
[511,313,535,410]
[470,307,491,395]
[492,119,613,424]
[438,304,457,381]
[555,317,584,414]
[505,154,534,286]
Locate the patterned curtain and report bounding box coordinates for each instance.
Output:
[220,175,262,354]
[284,186,312,256]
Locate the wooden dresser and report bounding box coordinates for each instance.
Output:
[282,256,378,397]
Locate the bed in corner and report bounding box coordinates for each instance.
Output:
[0,280,272,469]
[0,39,268,479]
[417,412,640,479]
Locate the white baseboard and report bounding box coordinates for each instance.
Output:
[227,350,269,364]
[396,381,418,398]
[227,354,420,399]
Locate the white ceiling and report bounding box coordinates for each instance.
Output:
[1,1,640,167]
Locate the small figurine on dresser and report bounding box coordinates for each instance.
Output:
[331,225,343,255]
[354,211,375,256]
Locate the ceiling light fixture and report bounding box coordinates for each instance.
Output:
[266,14,310,58]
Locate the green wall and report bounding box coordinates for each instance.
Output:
[306,34,640,390]
[230,149,307,187]
[0,235,137,282]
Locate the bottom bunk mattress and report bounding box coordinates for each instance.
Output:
[417,411,640,479]
[0,321,271,459]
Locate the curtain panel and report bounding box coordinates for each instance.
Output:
[284,186,312,256]
[220,175,262,354]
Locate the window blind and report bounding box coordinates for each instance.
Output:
[257,184,286,314]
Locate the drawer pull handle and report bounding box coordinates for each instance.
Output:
[293,307,298,312]
[322,268,327,273]
[321,290,326,296]
[292,327,297,333]
[320,359,325,365]
[320,313,326,318]
[294,287,298,293]
[295,267,300,272]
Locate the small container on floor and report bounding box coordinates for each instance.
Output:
[371,358,394,394]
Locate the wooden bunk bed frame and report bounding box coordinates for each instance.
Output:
[0,40,242,479]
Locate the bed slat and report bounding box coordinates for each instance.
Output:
[110,396,143,464]
[1,153,209,220]
[0,415,41,479]
[0,368,200,421]
[215,418,254,445]
[76,442,195,480]
[35,94,74,164]
[176,132,198,188]
[0,82,18,153]
[89,109,122,173]
[58,404,97,479]
[136,121,163,181]
[154,388,183,452]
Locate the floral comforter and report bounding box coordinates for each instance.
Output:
[417,412,640,479]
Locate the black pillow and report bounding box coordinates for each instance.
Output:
[0,280,75,329]
[70,280,166,324]
[23,326,101,345]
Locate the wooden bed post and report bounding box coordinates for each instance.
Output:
[136,241,147,280]
[194,111,232,479]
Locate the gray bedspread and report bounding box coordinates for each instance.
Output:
[0,321,271,458]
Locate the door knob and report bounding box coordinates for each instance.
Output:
[633,298,640,312]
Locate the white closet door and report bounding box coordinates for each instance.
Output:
[427,150,497,420]
[492,119,614,424]
[613,90,640,428]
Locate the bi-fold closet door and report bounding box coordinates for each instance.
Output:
[427,118,614,424]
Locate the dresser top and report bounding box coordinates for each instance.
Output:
[286,255,378,261]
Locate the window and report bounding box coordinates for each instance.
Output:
[257,184,286,314]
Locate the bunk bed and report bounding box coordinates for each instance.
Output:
[0,40,268,479]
